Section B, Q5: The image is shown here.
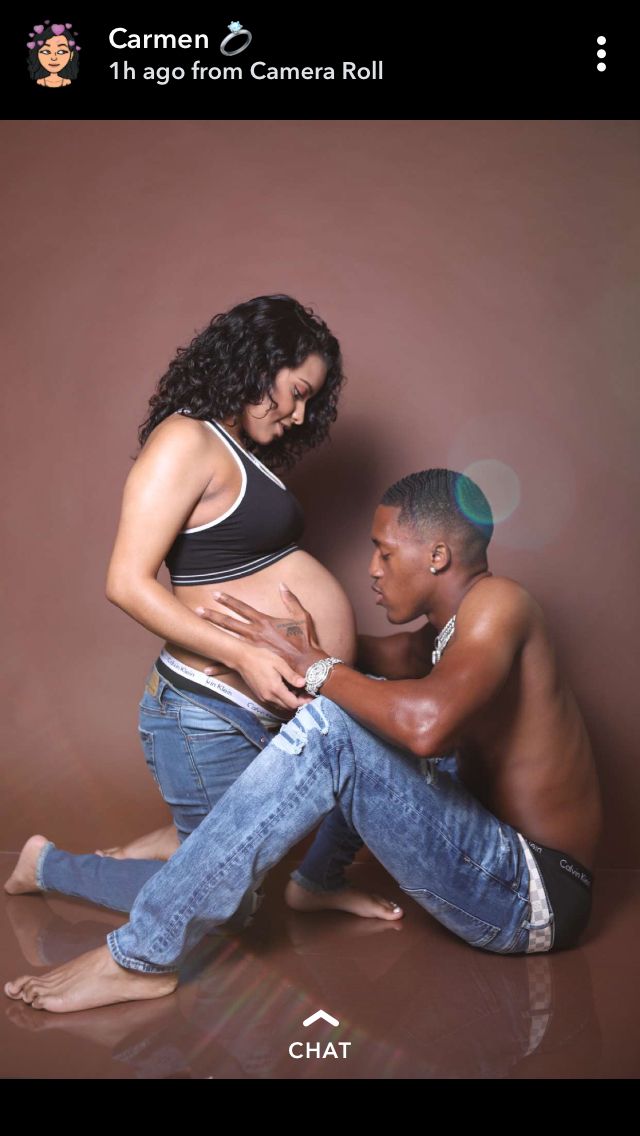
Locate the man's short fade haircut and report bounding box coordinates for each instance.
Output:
[381,469,494,564]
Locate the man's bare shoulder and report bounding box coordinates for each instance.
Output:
[456,575,539,641]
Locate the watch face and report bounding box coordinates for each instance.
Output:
[306,658,344,696]
[305,658,330,695]
[307,662,324,685]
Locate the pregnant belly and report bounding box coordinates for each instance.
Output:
[168,550,357,701]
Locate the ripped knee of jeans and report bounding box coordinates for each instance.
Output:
[271,699,331,756]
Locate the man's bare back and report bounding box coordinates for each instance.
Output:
[437,577,602,868]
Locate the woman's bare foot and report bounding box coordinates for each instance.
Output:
[284,879,404,921]
[285,910,402,950]
[4,945,178,1013]
[95,825,179,861]
[6,989,174,1042]
[4,835,49,895]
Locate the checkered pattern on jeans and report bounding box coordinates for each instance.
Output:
[517,834,554,953]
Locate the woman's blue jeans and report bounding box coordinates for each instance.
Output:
[37,670,364,925]
[105,696,542,974]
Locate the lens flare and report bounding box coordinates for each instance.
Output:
[461,459,521,524]
[449,411,577,550]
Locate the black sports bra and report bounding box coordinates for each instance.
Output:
[165,418,304,586]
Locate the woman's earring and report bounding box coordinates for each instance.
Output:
[430,566,438,575]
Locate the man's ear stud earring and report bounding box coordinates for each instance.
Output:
[430,566,438,575]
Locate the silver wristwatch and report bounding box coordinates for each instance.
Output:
[304,657,344,696]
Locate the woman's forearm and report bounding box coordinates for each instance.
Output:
[107,576,246,668]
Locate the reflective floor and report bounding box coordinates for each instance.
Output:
[2,852,639,1079]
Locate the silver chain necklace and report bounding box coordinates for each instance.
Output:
[432,615,456,665]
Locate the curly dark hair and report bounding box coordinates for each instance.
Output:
[138,295,345,470]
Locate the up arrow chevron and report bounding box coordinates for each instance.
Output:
[303,1009,340,1028]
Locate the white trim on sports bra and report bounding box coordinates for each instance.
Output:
[170,544,299,583]
[180,419,287,534]
[181,422,248,534]
[213,420,287,490]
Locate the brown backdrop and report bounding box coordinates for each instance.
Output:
[1,120,638,865]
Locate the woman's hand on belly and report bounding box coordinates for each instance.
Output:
[228,640,312,710]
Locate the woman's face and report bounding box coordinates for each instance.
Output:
[241,353,328,445]
[38,35,73,74]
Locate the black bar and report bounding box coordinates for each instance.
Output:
[3,12,638,119]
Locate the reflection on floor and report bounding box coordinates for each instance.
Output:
[2,853,639,1079]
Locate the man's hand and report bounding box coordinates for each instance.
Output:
[197,583,326,680]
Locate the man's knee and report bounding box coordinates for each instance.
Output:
[301,696,356,740]
[270,696,345,756]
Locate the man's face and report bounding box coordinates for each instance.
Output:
[368,505,432,623]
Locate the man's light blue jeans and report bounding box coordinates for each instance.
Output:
[105,696,542,973]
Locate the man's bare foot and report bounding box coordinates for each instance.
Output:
[4,945,178,1013]
[284,879,404,920]
[4,835,49,896]
[95,825,179,861]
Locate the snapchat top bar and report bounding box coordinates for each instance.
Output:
[5,14,637,118]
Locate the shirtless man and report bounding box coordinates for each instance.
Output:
[5,468,603,1012]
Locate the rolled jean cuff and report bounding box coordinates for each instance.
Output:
[35,840,56,891]
[289,868,347,895]
[106,929,179,975]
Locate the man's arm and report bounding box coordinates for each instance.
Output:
[322,581,531,755]
[356,624,436,679]
[201,579,532,757]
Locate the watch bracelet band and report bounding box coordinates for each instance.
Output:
[304,657,344,696]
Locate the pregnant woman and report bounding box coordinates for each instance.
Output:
[6,294,402,924]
